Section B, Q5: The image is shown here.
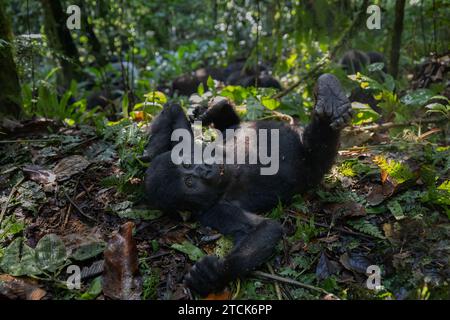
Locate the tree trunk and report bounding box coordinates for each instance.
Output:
[0,0,22,119]
[389,0,406,79]
[40,0,81,87]
[79,1,107,67]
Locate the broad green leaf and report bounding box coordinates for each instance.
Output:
[35,234,68,272]
[400,89,433,107]
[171,241,205,261]
[79,276,102,300]
[261,97,280,110]
[71,241,106,261]
[351,102,380,125]
[0,238,41,276]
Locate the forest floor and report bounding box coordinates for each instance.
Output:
[0,112,448,300]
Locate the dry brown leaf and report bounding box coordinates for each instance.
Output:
[54,155,90,181]
[0,274,46,300]
[204,290,232,300]
[102,222,142,300]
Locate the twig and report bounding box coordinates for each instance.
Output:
[0,177,24,224]
[253,271,340,299]
[63,189,96,222]
[266,263,283,300]
[290,212,376,239]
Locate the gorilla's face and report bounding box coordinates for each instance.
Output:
[144,152,228,212]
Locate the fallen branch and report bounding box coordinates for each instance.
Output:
[266,263,283,300]
[253,271,340,300]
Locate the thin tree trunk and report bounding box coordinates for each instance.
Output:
[79,1,107,67]
[0,0,22,119]
[40,0,81,87]
[389,0,406,79]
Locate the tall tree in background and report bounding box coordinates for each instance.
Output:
[0,0,22,118]
[389,0,406,79]
[40,0,81,87]
[79,1,107,67]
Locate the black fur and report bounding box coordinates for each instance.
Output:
[143,74,352,296]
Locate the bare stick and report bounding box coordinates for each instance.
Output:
[253,271,340,299]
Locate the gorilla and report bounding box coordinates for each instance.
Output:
[340,49,387,114]
[86,60,139,110]
[171,60,282,96]
[339,49,387,74]
[142,74,352,296]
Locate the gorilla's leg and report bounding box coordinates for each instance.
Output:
[185,202,282,296]
[197,97,241,131]
[302,74,352,188]
[141,104,192,162]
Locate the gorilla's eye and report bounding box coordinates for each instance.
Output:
[182,163,193,169]
[184,175,194,188]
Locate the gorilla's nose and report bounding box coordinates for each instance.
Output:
[194,164,214,179]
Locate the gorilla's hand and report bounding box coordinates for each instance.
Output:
[314,74,353,130]
[184,255,230,296]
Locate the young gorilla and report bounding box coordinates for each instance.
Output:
[142,74,352,296]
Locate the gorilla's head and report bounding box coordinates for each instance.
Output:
[144,152,228,213]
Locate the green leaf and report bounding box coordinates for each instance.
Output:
[197,82,205,96]
[245,97,265,120]
[109,201,163,220]
[122,93,129,118]
[400,89,433,107]
[387,200,405,220]
[171,241,205,261]
[351,102,380,125]
[71,241,106,261]
[0,216,25,242]
[207,76,215,90]
[261,97,280,110]
[34,234,68,272]
[0,238,41,276]
[348,219,385,239]
[79,276,102,300]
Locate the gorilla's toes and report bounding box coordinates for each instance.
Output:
[184,255,228,296]
[314,74,352,129]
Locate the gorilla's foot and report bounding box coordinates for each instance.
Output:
[184,255,229,296]
[314,74,353,130]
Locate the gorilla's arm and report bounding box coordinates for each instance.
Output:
[196,97,241,131]
[301,74,352,189]
[184,202,282,296]
[141,104,192,162]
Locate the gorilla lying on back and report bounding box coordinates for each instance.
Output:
[142,74,352,296]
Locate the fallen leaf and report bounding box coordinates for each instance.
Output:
[323,201,366,218]
[171,241,205,261]
[316,252,339,280]
[204,290,232,300]
[339,252,372,274]
[53,155,90,181]
[23,165,56,190]
[102,222,142,300]
[0,274,46,300]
